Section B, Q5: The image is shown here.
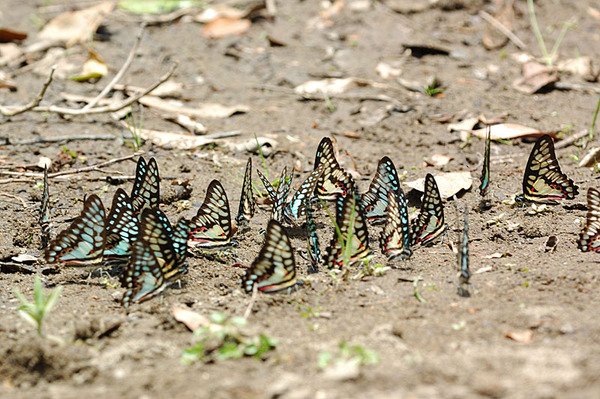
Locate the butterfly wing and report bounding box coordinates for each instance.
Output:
[479,126,491,197]
[411,174,446,246]
[45,195,106,265]
[314,137,353,200]
[256,168,277,202]
[361,156,401,223]
[521,135,578,203]
[131,157,160,215]
[285,162,326,222]
[305,202,321,273]
[272,167,291,223]
[380,189,412,260]
[242,219,297,293]
[130,156,147,203]
[189,180,233,247]
[236,158,255,225]
[457,207,471,297]
[578,187,600,252]
[103,188,138,260]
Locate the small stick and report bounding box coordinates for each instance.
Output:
[554,129,588,149]
[0,192,28,207]
[243,284,259,320]
[31,64,177,116]
[7,133,116,145]
[0,67,56,117]
[479,10,527,50]
[82,24,145,110]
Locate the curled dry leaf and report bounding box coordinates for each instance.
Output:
[513,61,558,94]
[228,137,278,157]
[447,117,479,132]
[557,57,597,81]
[36,1,114,47]
[202,17,251,39]
[470,123,553,140]
[11,253,38,263]
[70,49,107,82]
[172,306,209,331]
[138,96,249,119]
[37,156,52,169]
[294,78,356,96]
[505,330,533,343]
[405,171,472,199]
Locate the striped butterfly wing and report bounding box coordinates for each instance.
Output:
[361,156,401,223]
[172,218,191,267]
[103,188,139,260]
[314,137,352,200]
[189,180,233,247]
[45,195,106,265]
[284,162,326,222]
[130,156,147,203]
[39,166,50,249]
[242,219,297,293]
[325,190,372,269]
[272,168,292,223]
[121,208,187,307]
[305,202,321,273]
[236,158,255,225]
[411,174,446,246]
[521,135,578,203]
[380,189,412,260]
[578,187,600,252]
[256,168,277,202]
[457,207,471,297]
[131,157,160,215]
[479,126,491,197]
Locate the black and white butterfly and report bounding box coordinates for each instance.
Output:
[361,156,401,223]
[189,180,234,247]
[380,189,412,260]
[131,157,160,215]
[236,157,255,225]
[314,137,353,201]
[103,188,139,261]
[578,187,600,252]
[457,207,471,297]
[411,173,446,246]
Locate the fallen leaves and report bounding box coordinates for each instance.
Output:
[138,96,250,119]
[127,125,241,150]
[470,123,553,140]
[0,28,27,43]
[505,330,533,343]
[172,305,209,331]
[513,61,559,94]
[70,49,107,82]
[202,17,252,39]
[405,171,472,199]
[295,78,357,96]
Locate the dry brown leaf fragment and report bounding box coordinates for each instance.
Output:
[482,0,515,50]
[0,28,27,43]
[172,306,209,331]
[513,61,559,94]
[505,330,533,343]
[202,17,251,39]
[36,1,114,47]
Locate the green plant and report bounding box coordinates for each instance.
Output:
[413,276,427,303]
[318,341,379,370]
[424,84,444,97]
[527,0,574,67]
[352,260,390,280]
[181,312,276,365]
[14,276,62,336]
[125,105,144,151]
[322,200,356,269]
[61,145,77,160]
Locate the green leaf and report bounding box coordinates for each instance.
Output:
[181,342,205,365]
[317,351,332,369]
[117,0,198,15]
[217,342,244,360]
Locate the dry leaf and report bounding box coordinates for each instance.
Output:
[228,137,278,157]
[482,1,515,50]
[588,6,600,21]
[474,266,493,274]
[375,62,402,79]
[202,17,251,39]
[172,306,209,331]
[138,96,249,119]
[0,70,16,90]
[469,123,553,140]
[405,171,472,199]
[128,125,240,150]
[11,253,38,263]
[505,330,533,343]
[447,117,479,132]
[557,57,597,81]
[424,154,453,167]
[36,1,114,47]
[195,5,246,23]
[0,28,27,43]
[483,252,510,259]
[166,114,207,134]
[70,49,107,82]
[513,61,558,94]
[294,78,356,95]
[0,43,23,66]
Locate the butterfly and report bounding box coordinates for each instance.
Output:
[45,194,106,266]
[257,167,292,223]
[241,219,297,293]
[361,156,401,223]
[325,189,372,269]
[39,165,50,249]
[517,134,578,203]
[314,137,353,201]
[578,187,600,252]
[103,188,139,261]
[457,207,471,297]
[479,126,491,197]
[379,189,412,260]
[121,208,190,307]
[188,180,234,247]
[411,173,446,246]
[236,158,255,225]
[131,157,160,215]
[283,162,326,223]
[305,202,321,273]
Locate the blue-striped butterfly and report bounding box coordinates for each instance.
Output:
[236,158,255,225]
[380,189,412,260]
[361,156,401,223]
[256,168,277,202]
[241,219,297,293]
[325,189,372,269]
[103,188,139,261]
[284,162,326,223]
[39,165,50,249]
[411,173,446,246]
[45,195,106,265]
[457,207,471,297]
[189,180,233,247]
[578,187,600,252]
[314,137,353,201]
[257,167,292,223]
[131,157,160,215]
[516,135,578,204]
[305,202,321,273]
[479,126,491,197]
[121,208,190,307]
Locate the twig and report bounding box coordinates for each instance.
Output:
[243,284,259,320]
[0,178,35,185]
[82,24,145,110]
[479,10,527,50]
[5,134,116,146]
[256,84,406,104]
[0,192,28,207]
[554,129,588,149]
[0,67,55,117]
[32,64,177,116]
[554,81,600,94]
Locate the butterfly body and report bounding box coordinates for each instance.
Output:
[284,162,326,223]
[236,158,255,225]
[305,202,321,273]
[411,174,446,246]
[578,187,600,252]
[479,126,491,197]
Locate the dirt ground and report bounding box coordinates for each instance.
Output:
[1,1,600,398]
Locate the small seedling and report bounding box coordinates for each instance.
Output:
[352,260,390,280]
[181,312,276,365]
[424,84,444,97]
[125,105,144,151]
[61,145,78,160]
[413,276,427,303]
[318,341,379,370]
[14,276,62,336]
[527,0,574,67]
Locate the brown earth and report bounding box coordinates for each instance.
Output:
[1,1,600,398]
